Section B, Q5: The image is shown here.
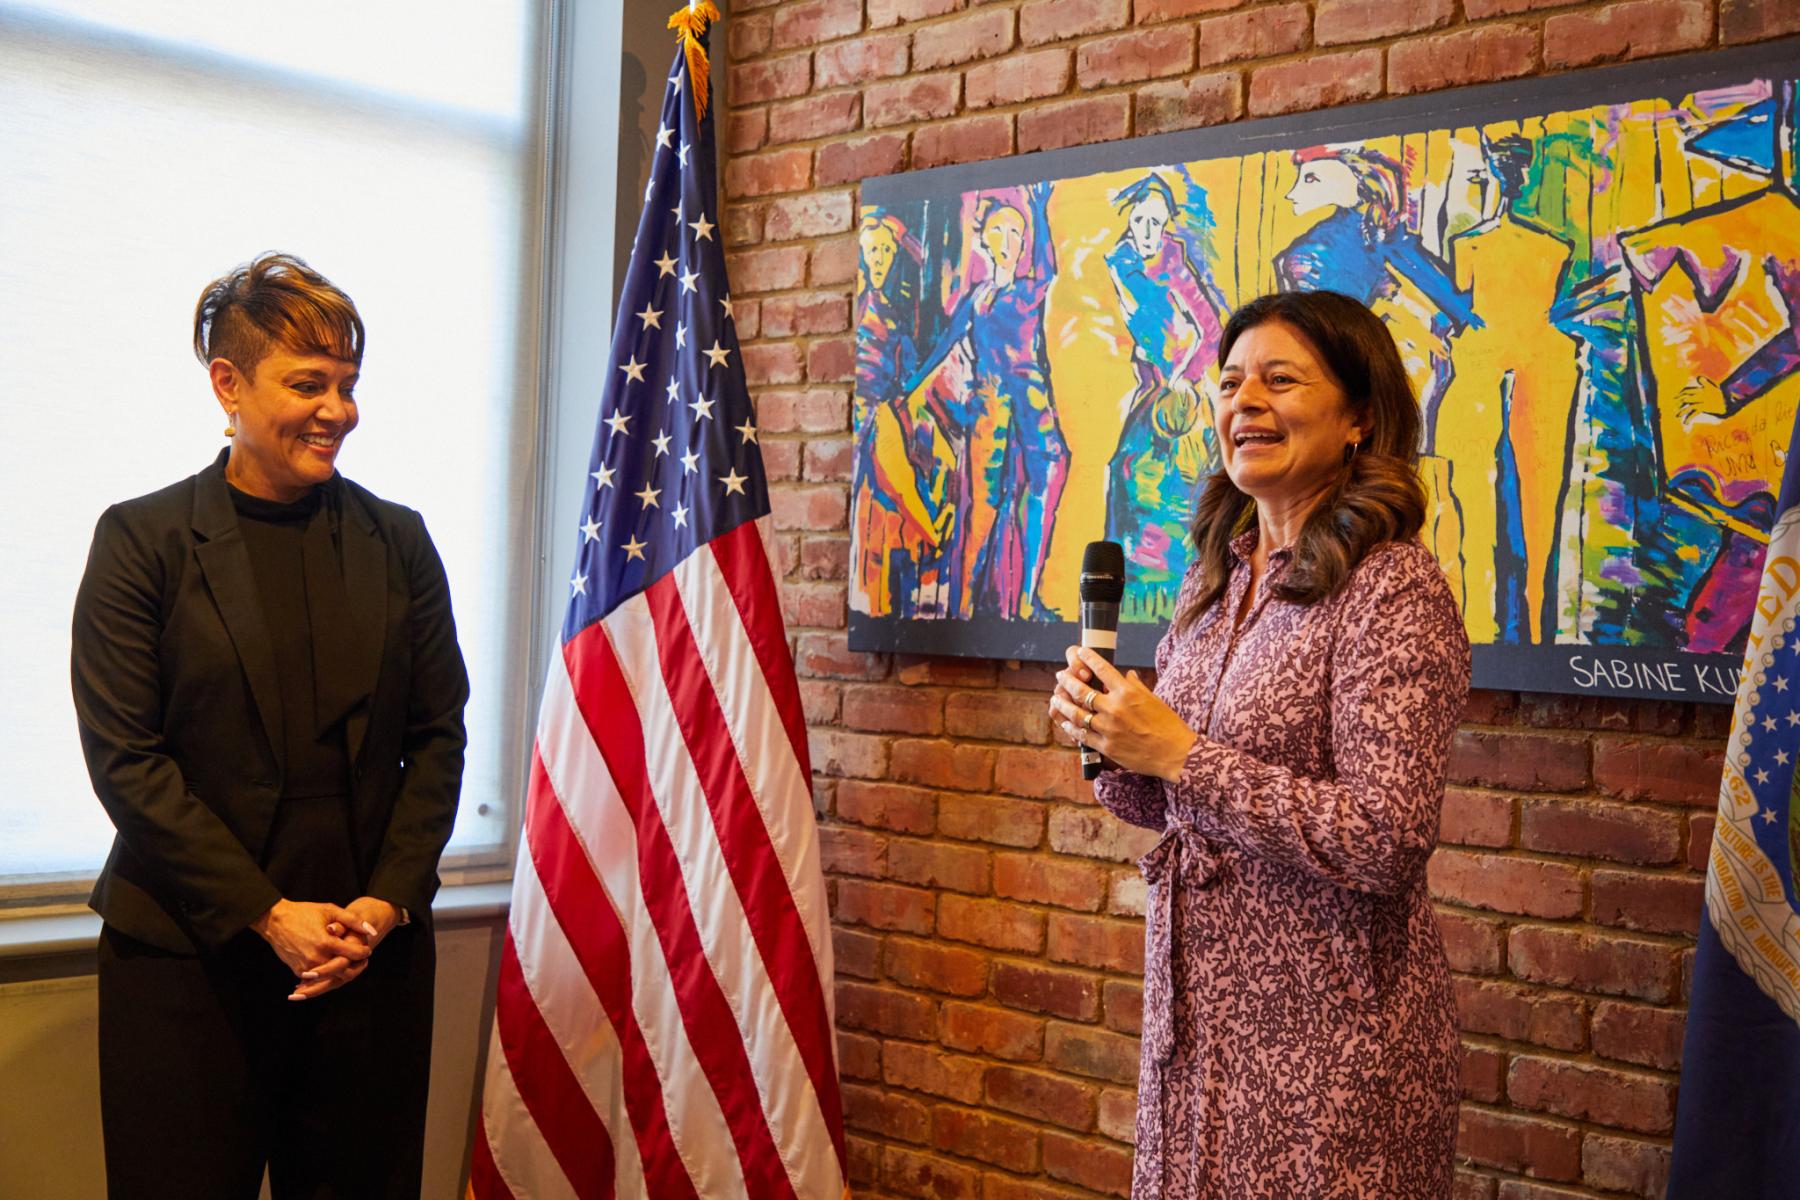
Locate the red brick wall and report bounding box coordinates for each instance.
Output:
[718,2,1799,1196]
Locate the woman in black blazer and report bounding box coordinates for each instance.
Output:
[71,253,469,1200]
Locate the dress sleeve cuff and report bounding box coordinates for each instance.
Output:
[1176,736,1238,803]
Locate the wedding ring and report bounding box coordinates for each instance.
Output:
[1083,687,1099,711]
[1082,709,1096,732]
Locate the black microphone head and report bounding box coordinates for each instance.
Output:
[1079,540,1126,604]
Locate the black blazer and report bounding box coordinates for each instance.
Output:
[71,451,469,954]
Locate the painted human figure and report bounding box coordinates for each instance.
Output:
[1277,146,1476,331]
[1103,174,1229,615]
[1277,145,1479,611]
[851,211,951,617]
[1439,134,1582,644]
[1622,94,1800,652]
[906,181,1068,620]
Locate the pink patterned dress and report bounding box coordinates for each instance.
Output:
[1096,533,1469,1199]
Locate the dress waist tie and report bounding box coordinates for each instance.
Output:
[1138,820,1220,1066]
[1135,820,1221,1199]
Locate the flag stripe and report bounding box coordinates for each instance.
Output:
[674,533,835,984]
[564,619,798,1200]
[535,658,741,1197]
[495,934,616,1198]
[476,1032,583,1200]
[611,578,841,1198]
[510,811,649,1197]
[523,750,693,1199]
[710,519,813,780]
[655,554,846,1168]
[467,1112,518,1200]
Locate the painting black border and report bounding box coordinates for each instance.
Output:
[848,37,1800,702]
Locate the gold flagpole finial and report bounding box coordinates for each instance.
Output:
[668,1,721,120]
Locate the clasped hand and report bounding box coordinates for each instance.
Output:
[1051,646,1198,785]
[252,896,401,1001]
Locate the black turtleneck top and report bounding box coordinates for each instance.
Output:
[226,483,352,801]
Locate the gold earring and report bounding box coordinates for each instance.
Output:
[223,418,236,437]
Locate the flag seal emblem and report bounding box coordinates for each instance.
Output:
[1711,505,1800,1020]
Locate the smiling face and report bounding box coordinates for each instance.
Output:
[1286,157,1360,216]
[214,347,360,501]
[1215,319,1366,513]
[861,224,898,291]
[980,205,1026,275]
[1127,192,1172,258]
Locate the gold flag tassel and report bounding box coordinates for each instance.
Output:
[667,0,721,121]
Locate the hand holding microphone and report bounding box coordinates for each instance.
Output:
[1053,539,1199,784]
[1073,541,1124,779]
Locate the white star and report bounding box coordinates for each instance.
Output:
[689,213,715,241]
[704,340,731,368]
[1788,710,1800,727]
[679,268,699,294]
[656,124,674,148]
[735,419,759,444]
[652,430,673,457]
[720,294,735,320]
[580,516,601,542]
[665,377,681,403]
[592,463,616,489]
[570,571,587,595]
[675,323,688,350]
[671,200,684,222]
[622,534,648,561]
[637,303,663,330]
[635,483,661,509]
[654,250,677,277]
[644,178,655,202]
[672,502,690,529]
[690,393,716,421]
[1776,676,1790,692]
[678,142,690,167]
[605,411,631,436]
[1765,715,1779,732]
[1763,807,1779,823]
[619,356,646,383]
[681,448,699,474]
[1756,768,1772,784]
[719,467,748,496]
[1777,749,1791,766]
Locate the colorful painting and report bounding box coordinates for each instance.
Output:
[846,41,1800,702]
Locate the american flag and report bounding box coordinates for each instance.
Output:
[469,18,847,1199]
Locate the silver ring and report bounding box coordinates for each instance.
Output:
[1084,687,1099,711]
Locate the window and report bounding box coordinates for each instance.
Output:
[0,1,550,881]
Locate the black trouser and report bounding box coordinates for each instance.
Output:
[97,921,435,1200]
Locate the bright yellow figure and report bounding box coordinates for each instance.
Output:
[1438,135,1580,643]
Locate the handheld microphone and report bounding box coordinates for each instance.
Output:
[1078,540,1125,781]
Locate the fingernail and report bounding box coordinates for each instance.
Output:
[288,993,306,1002]
[301,971,319,980]
[362,922,378,936]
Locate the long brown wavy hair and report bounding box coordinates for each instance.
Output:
[1178,291,1426,627]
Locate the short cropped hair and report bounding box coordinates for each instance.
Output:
[192,252,364,375]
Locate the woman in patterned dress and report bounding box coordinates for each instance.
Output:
[1051,290,1469,1199]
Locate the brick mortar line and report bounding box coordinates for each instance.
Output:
[725,15,1730,101]
[1430,899,1698,943]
